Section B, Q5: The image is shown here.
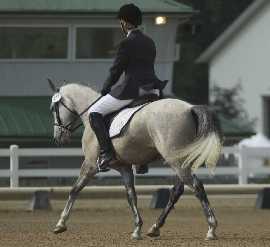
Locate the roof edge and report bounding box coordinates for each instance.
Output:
[0,10,195,15]
[196,0,268,63]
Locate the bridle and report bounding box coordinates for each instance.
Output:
[52,99,82,134]
[51,93,102,136]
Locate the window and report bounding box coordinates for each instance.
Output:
[76,27,122,59]
[0,27,68,59]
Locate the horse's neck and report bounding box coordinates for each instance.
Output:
[76,93,99,127]
[64,85,99,127]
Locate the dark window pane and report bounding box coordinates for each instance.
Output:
[0,27,68,59]
[76,28,122,59]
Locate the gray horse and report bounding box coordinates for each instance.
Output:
[49,82,222,240]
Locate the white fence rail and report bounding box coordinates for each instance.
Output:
[1,145,270,187]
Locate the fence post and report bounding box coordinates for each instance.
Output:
[10,145,19,188]
[238,146,248,185]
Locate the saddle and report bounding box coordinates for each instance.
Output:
[104,93,160,129]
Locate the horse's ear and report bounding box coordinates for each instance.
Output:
[47,78,58,92]
[62,80,68,86]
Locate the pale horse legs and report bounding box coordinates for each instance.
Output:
[147,169,218,240]
[188,174,218,240]
[54,160,97,234]
[117,166,143,240]
[53,162,143,240]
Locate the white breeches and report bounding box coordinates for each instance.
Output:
[88,94,133,116]
[88,89,159,116]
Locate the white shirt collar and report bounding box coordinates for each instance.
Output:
[127,28,139,37]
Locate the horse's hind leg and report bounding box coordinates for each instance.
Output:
[54,160,96,234]
[185,173,218,240]
[147,178,184,237]
[118,166,143,240]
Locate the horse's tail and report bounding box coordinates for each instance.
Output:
[168,105,223,172]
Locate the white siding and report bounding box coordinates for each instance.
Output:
[0,16,179,96]
[209,3,270,132]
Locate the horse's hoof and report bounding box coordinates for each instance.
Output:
[205,232,218,240]
[53,225,67,234]
[131,232,142,240]
[147,224,160,238]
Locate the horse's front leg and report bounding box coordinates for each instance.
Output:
[147,178,184,237]
[54,160,97,234]
[118,166,143,240]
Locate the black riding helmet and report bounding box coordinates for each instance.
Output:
[117,4,142,27]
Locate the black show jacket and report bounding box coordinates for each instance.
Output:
[103,30,163,100]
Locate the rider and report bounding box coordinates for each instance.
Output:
[88,3,165,172]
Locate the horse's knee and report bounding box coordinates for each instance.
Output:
[69,187,78,199]
[80,161,96,177]
[69,176,88,198]
[86,165,97,177]
[69,183,83,198]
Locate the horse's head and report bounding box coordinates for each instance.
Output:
[48,79,79,145]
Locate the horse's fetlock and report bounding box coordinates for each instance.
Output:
[135,216,143,227]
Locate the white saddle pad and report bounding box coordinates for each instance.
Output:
[109,104,147,138]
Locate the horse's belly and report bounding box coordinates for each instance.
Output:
[113,135,158,165]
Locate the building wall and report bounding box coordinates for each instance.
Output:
[0,15,179,96]
[209,3,270,132]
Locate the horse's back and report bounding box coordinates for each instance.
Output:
[145,98,192,114]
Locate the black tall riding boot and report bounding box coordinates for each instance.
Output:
[89,112,116,172]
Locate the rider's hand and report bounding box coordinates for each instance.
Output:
[101,87,111,96]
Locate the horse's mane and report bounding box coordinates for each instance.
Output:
[60,82,94,92]
[60,82,99,98]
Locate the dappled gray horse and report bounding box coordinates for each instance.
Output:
[49,82,222,240]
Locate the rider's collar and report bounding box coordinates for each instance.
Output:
[127,28,139,37]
